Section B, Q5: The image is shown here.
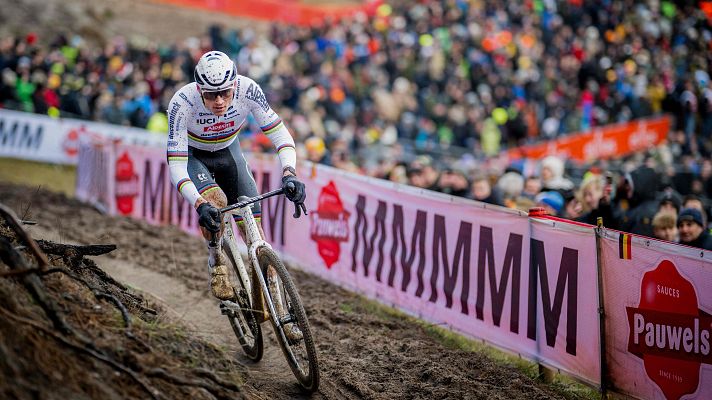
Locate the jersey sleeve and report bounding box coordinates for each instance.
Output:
[166,91,201,206]
[243,78,297,174]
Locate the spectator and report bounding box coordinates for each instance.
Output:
[618,166,659,237]
[535,191,565,217]
[652,212,678,243]
[495,172,524,208]
[522,176,542,200]
[436,168,470,198]
[682,194,709,227]
[470,174,500,206]
[576,174,619,228]
[387,164,408,185]
[563,194,584,220]
[657,191,682,216]
[407,156,439,191]
[304,136,328,165]
[677,208,712,250]
[540,156,574,192]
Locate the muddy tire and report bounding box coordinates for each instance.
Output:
[223,240,263,362]
[259,248,320,393]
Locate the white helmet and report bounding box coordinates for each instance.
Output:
[194,51,237,92]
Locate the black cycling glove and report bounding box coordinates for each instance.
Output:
[282,175,308,218]
[197,202,221,233]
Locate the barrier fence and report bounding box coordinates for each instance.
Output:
[74,141,712,398]
[0,109,165,165]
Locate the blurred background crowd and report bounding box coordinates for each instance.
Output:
[1,0,712,249]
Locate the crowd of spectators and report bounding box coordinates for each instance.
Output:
[1,0,712,250]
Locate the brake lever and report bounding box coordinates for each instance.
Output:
[293,202,308,218]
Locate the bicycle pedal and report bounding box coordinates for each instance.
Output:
[220,300,241,317]
[279,314,297,325]
[219,303,232,317]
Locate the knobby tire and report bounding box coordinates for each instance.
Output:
[259,248,320,393]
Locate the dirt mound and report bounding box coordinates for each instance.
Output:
[0,0,259,46]
[0,204,247,399]
[0,182,580,399]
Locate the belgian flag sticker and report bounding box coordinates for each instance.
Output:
[619,233,632,260]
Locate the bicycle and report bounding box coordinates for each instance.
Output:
[211,187,320,393]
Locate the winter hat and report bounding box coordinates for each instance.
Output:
[678,208,704,228]
[535,191,565,214]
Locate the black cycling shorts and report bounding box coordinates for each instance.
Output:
[187,140,260,221]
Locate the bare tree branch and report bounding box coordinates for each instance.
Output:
[36,240,117,257]
[0,203,49,269]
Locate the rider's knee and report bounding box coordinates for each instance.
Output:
[199,187,228,241]
[203,187,228,208]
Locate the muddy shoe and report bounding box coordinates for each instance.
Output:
[284,323,303,343]
[210,264,234,300]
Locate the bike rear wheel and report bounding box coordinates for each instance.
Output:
[259,248,320,393]
[223,236,263,362]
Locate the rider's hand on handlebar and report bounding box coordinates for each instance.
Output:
[197,202,221,233]
[282,175,308,218]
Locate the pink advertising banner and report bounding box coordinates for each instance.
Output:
[248,156,601,385]
[600,229,712,400]
[76,143,202,234]
[76,144,602,386]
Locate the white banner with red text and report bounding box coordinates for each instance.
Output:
[600,229,712,400]
[0,109,164,165]
[75,142,602,386]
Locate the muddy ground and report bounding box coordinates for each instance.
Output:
[0,183,579,399]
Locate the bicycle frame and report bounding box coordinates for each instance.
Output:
[215,188,285,324]
[214,187,320,392]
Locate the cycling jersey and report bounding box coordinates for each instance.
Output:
[167,76,296,206]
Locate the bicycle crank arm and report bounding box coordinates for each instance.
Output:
[219,300,242,317]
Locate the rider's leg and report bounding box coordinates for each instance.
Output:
[187,149,233,301]
[199,187,234,300]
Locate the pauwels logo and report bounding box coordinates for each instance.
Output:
[626,259,712,400]
[115,151,139,216]
[310,181,350,269]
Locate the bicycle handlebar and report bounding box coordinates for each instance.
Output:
[218,187,285,214]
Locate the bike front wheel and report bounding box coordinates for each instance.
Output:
[259,248,320,393]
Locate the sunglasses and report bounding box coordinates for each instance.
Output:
[202,88,233,101]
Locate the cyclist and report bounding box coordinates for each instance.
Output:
[166,51,306,338]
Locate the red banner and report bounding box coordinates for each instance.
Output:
[151,0,381,26]
[505,116,671,162]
